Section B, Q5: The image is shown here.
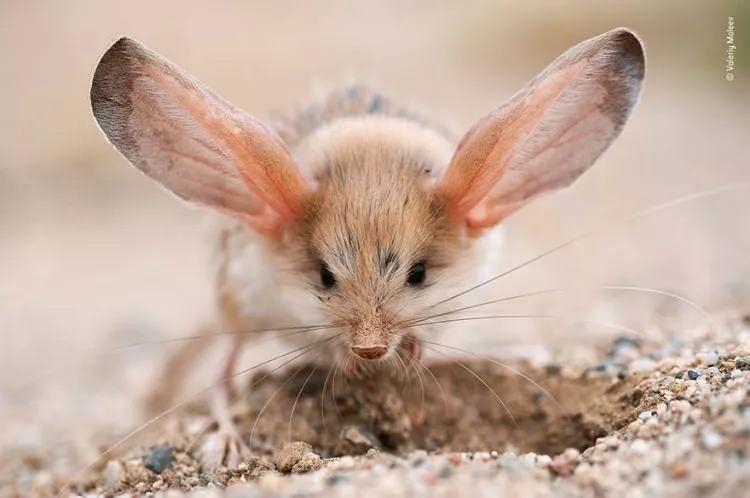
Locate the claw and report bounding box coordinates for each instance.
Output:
[199,421,250,470]
[198,373,250,471]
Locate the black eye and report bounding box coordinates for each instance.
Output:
[320,263,336,289]
[406,261,427,286]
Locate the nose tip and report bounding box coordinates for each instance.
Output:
[351,345,388,360]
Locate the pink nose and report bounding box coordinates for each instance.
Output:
[351,345,387,360]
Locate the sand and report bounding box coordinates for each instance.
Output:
[3,315,749,497]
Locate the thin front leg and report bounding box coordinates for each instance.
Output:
[199,332,250,469]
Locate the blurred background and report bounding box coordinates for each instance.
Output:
[0,0,748,474]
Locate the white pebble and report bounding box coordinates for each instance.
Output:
[699,352,719,365]
[630,358,656,372]
[536,454,552,467]
[669,400,692,413]
[630,440,650,454]
[701,429,723,450]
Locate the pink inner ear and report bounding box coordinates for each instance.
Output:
[441,60,587,227]
[223,203,288,234]
[464,199,524,229]
[145,66,307,232]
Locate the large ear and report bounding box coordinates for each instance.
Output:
[439,28,645,229]
[91,37,308,233]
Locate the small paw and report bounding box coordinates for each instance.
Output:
[199,424,250,470]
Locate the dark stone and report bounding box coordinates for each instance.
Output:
[144,443,174,474]
[438,465,453,478]
[327,473,347,485]
[368,95,384,113]
[613,336,640,349]
[687,370,701,380]
[545,364,562,375]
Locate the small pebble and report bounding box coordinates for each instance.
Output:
[698,352,719,365]
[549,448,580,476]
[326,473,347,486]
[438,465,453,478]
[291,452,323,473]
[630,439,649,454]
[144,443,174,474]
[536,454,552,467]
[687,369,701,380]
[100,460,123,491]
[630,358,656,373]
[336,425,381,455]
[701,430,723,450]
[275,441,314,473]
[656,403,667,416]
[614,336,640,349]
[669,399,692,413]
[669,462,690,479]
[331,456,356,470]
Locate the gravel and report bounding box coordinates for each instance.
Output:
[3,315,750,497]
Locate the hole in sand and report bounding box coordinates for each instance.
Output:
[239,360,649,458]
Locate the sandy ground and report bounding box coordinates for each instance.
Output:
[3,314,749,497]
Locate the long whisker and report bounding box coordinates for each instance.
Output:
[417,361,449,409]
[319,362,335,434]
[423,344,517,426]
[112,323,339,352]
[11,323,340,397]
[248,346,325,449]
[403,288,565,327]
[415,314,645,338]
[597,285,714,326]
[287,365,319,444]
[421,340,560,408]
[183,340,324,453]
[392,349,410,395]
[402,350,426,414]
[320,335,349,429]
[330,354,344,420]
[433,182,750,309]
[56,336,336,497]
[405,284,712,332]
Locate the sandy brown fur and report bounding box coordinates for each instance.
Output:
[215,86,472,354]
[272,83,453,149]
